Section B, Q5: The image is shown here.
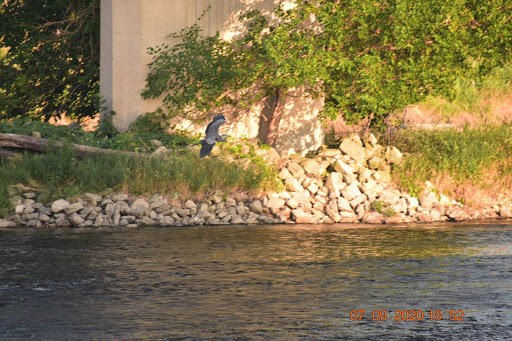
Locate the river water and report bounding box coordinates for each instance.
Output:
[1,221,511,340]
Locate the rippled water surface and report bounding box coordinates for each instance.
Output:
[1,221,511,340]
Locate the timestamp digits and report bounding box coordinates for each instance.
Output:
[350,309,464,321]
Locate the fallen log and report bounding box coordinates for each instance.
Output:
[0,133,142,158]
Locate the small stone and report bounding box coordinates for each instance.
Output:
[368,156,384,170]
[15,204,25,214]
[332,160,354,176]
[307,183,319,195]
[292,191,311,205]
[266,197,285,210]
[51,199,70,213]
[318,148,341,157]
[499,207,512,218]
[69,213,85,226]
[384,215,403,224]
[419,192,438,209]
[184,200,196,209]
[0,220,16,228]
[126,207,145,218]
[225,198,237,207]
[131,198,149,211]
[385,146,403,164]
[84,193,102,204]
[231,216,245,224]
[285,177,302,192]
[339,138,367,164]
[151,146,171,158]
[287,162,305,178]
[101,198,114,207]
[26,219,41,227]
[159,216,175,226]
[236,205,246,216]
[379,190,399,205]
[291,208,314,224]
[94,213,105,226]
[248,200,263,214]
[258,214,275,224]
[105,203,115,222]
[22,213,39,221]
[325,172,345,195]
[113,203,121,225]
[139,216,156,226]
[150,198,168,209]
[286,198,299,209]
[362,212,384,224]
[23,192,37,199]
[407,197,419,210]
[301,159,321,175]
[173,207,191,217]
[65,202,84,215]
[55,216,71,227]
[341,183,362,201]
[326,206,342,223]
[446,208,467,221]
[111,193,129,202]
[39,214,51,222]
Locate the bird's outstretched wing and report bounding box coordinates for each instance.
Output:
[205,114,226,137]
[199,140,215,158]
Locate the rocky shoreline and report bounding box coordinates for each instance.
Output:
[1,133,511,228]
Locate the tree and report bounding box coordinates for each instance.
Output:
[142,0,512,135]
[0,0,100,121]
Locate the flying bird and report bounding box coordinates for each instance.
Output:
[199,114,228,158]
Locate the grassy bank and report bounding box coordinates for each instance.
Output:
[390,125,512,206]
[406,62,512,127]
[0,120,282,217]
[389,62,512,207]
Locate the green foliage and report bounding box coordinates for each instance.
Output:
[128,109,171,133]
[142,5,325,121]
[143,1,512,127]
[418,62,512,120]
[0,118,197,152]
[391,124,512,193]
[94,111,119,139]
[370,200,396,217]
[0,0,100,121]
[0,181,11,218]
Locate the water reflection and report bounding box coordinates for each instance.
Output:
[1,222,511,339]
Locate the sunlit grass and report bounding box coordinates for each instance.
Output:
[415,62,512,126]
[0,145,282,211]
[391,125,512,204]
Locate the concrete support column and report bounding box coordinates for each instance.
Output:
[100,0,143,131]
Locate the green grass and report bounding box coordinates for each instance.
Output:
[0,117,199,152]
[0,123,282,213]
[0,146,281,208]
[416,62,512,124]
[390,125,512,198]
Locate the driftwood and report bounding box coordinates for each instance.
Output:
[0,133,141,158]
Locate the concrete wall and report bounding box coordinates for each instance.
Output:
[100,0,324,155]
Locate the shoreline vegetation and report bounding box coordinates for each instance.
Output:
[1,62,512,228]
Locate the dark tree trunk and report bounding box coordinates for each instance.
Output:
[257,90,283,146]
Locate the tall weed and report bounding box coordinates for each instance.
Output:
[391,125,512,201]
